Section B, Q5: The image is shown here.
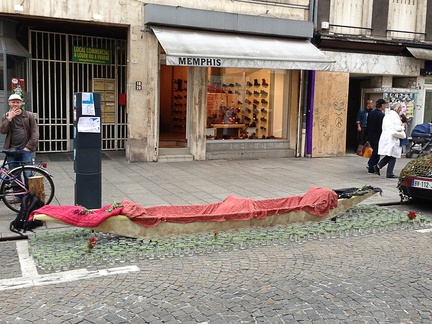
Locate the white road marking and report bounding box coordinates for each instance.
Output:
[416,228,432,233]
[0,265,140,291]
[16,240,39,278]
[1,239,140,291]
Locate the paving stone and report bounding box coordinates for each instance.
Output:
[0,161,431,324]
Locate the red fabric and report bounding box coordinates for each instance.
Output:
[31,187,338,228]
[29,204,124,227]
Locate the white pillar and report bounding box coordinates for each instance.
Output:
[126,28,160,162]
[188,67,207,160]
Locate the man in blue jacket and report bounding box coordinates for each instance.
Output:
[356,99,374,147]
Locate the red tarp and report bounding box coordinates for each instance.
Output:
[31,187,338,228]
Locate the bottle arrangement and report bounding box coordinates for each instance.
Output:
[28,204,429,273]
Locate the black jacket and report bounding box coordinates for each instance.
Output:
[365,108,384,144]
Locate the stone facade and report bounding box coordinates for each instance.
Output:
[1,0,431,161]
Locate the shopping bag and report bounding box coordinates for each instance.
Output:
[356,144,364,157]
[362,142,373,158]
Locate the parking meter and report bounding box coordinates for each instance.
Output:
[73,92,102,209]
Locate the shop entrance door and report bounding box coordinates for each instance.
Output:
[159,65,188,148]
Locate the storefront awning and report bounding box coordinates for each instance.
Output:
[406,47,432,61]
[152,27,334,70]
[0,37,30,57]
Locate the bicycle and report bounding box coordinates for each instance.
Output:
[0,149,55,213]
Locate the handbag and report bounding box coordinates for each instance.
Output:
[362,142,373,158]
[392,130,406,139]
[356,144,364,157]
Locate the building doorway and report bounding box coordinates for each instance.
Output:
[29,29,128,153]
[346,78,363,153]
[159,65,187,148]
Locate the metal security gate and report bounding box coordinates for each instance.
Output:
[29,30,127,152]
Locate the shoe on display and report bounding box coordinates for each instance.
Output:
[261,99,268,104]
[246,90,252,96]
[254,79,260,86]
[246,81,253,87]
[262,79,268,86]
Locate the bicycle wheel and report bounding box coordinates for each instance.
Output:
[1,166,55,213]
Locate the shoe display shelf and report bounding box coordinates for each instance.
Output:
[172,79,187,132]
[243,78,269,139]
[206,77,270,139]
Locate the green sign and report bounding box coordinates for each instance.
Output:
[72,46,111,64]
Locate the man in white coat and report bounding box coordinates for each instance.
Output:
[374,103,405,178]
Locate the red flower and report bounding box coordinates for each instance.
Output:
[407,211,416,219]
[87,236,97,252]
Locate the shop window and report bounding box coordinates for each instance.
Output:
[206,68,287,140]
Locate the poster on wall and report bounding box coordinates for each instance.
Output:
[77,117,101,133]
[81,92,96,116]
[385,92,417,118]
[11,78,25,100]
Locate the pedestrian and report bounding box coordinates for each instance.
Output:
[356,99,374,148]
[0,93,39,167]
[365,99,386,174]
[399,114,410,155]
[374,102,405,178]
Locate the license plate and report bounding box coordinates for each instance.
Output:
[412,179,432,190]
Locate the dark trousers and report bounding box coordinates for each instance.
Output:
[367,141,380,173]
[378,155,396,177]
[357,127,367,146]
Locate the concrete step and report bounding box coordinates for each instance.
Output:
[158,148,194,162]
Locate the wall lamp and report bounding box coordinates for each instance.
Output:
[92,14,103,21]
[14,4,24,12]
